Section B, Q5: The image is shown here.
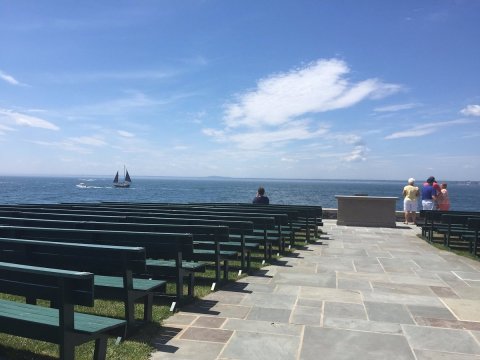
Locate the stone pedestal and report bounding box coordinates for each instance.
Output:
[335,195,397,227]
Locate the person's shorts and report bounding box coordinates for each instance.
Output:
[404,198,418,212]
[422,200,434,210]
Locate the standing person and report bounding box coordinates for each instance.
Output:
[402,178,419,224]
[252,186,270,204]
[421,176,437,210]
[432,181,442,209]
[437,183,451,210]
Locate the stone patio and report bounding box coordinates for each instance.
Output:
[150,220,480,360]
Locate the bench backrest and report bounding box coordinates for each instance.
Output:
[97,204,290,226]
[24,203,285,227]
[468,217,480,231]
[0,216,229,243]
[0,225,193,260]
[0,261,94,306]
[0,206,277,230]
[440,214,480,227]
[0,237,146,275]
[0,210,255,233]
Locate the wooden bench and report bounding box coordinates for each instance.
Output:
[99,202,323,243]
[0,225,201,301]
[192,203,322,243]
[0,261,126,360]
[439,214,480,249]
[0,216,238,286]
[467,217,480,256]
[0,237,165,330]
[0,209,258,273]
[418,210,480,243]
[0,206,275,261]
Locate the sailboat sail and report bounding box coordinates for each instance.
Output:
[113,166,131,188]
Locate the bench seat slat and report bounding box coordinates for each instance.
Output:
[93,275,165,291]
[0,299,124,334]
[146,259,206,271]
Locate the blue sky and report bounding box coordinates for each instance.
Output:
[1,0,479,180]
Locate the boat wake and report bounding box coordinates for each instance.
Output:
[76,183,107,189]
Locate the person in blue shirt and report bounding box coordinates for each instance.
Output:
[252,187,270,204]
[421,176,437,210]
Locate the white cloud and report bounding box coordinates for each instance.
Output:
[206,121,329,150]
[68,136,107,146]
[30,140,93,154]
[117,130,135,138]
[45,70,174,84]
[281,157,297,163]
[344,145,368,162]
[0,124,16,134]
[205,58,400,154]
[202,128,226,139]
[460,104,480,117]
[0,108,59,130]
[374,103,421,112]
[385,119,473,140]
[0,70,21,85]
[223,58,401,129]
[328,133,362,145]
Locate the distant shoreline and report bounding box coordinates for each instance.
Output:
[0,175,477,184]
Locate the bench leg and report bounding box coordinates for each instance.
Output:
[240,249,245,270]
[176,271,184,301]
[223,260,229,282]
[59,337,75,360]
[188,272,195,297]
[144,294,153,322]
[215,260,221,285]
[26,297,37,305]
[125,294,135,327]
[94,336,108,360]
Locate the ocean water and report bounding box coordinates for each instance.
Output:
[0,176,479,212]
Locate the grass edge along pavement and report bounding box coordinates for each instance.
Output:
[0,241,289,360]
[417,233,480,263]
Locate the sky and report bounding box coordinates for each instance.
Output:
[1,0,479,181]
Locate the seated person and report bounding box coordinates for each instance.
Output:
[253,187,270,204]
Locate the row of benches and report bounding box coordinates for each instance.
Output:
[0,202,323,359]
[417,210,480,256]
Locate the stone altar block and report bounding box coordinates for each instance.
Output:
[335,195,398,227]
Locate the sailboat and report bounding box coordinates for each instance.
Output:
[113,165,131,188]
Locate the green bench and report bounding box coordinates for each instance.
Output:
[0,216,237,286]
[467,217,480,256]
[0,206,275,261]
[439,214,479,249]
[0,261,126,360]
[103,202,323,242]
[0,237,165,330]
[194,203,323,242]
[0,209,258,273]
[0,225,201,301]
[418,210,480,243]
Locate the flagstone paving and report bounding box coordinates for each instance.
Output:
[151,220,480,360]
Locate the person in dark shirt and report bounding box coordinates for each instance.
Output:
[252,187,270,204]
[421,176,437,210]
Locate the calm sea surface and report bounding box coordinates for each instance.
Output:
[0,176,479,212]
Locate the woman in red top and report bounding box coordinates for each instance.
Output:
[437,183,450,210]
